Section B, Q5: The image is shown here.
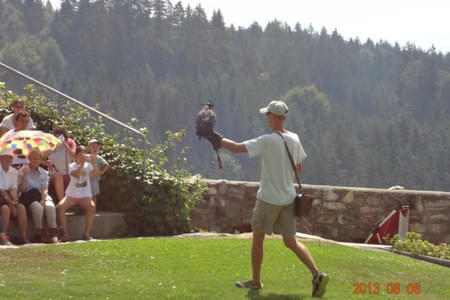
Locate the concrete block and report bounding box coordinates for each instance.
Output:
[423,199,450,209]
[410,222,426,233]
[360,206,384,214]
[323,190,338,201]
[343,191,354,203]
[366,197,381,206]
[323,202,346,210]
[67,211,127,240]
[426,223,449,235]
[7,211,127,242]
[208,187,218,195]
[426,214,449,222]
[317,215,336,224]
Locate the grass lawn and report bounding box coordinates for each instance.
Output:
[0,237,449,299]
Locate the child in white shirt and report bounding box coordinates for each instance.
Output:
[56,145,99,241]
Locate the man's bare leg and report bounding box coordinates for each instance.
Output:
[252,230,265,284]
[282,234,318,275]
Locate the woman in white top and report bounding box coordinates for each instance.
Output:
[56,145,99,242]
[46,126,76,203]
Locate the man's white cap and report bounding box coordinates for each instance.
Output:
[259,100,289,117]
[0,147,14,157]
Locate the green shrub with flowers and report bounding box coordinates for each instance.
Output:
[388,232,450,260]
[0,82,207,236]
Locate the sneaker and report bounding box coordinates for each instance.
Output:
[312,272,329,297]
[235,280,263,289]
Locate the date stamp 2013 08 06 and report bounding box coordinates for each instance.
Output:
[353,282,421,295]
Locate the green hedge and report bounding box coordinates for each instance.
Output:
[0,83,206,236]
[389,232,450,260]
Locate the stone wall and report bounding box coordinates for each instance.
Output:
[190,179,450,244]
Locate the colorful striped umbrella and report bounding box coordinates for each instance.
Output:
[0,130,61,156]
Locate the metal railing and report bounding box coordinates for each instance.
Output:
[0,61,147,177]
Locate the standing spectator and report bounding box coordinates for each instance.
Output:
[0,99,35,137]
[18,149,57,243]
[87,139,109,205]
[46,126,76,203]
[57,145,99,241]
[4,111,33,169]
[0,147,28,244]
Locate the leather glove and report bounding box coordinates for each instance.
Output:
[207,131,223,151]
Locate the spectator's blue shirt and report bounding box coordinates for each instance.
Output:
[19,166,49,192]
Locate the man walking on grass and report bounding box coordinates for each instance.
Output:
[206,100,329,297]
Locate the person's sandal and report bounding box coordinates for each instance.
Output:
[235,280,263,289]
[83,233,92,241]
[60,234,69,243]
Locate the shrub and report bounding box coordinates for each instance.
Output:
[0,83,207,236]
[389,232,450,260]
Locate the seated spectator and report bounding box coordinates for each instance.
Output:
[46,126,76,203]
[0,147,28,244]
[18,149,57,243]
[87,139,109,205]
[57,145,99,241]
[0,99,35,137]
[0,216,12,245]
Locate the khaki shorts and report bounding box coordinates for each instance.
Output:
[251,200,296,235]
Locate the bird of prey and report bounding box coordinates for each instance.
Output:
[195,102,222,169]
[196,102,216,140]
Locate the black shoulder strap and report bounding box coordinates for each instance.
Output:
[275,131,303,190]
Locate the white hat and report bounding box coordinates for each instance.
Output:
[259,100,289,117]
[88,139,100,146]
[0,147,14,157]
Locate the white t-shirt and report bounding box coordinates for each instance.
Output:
[3,130,30,166]
[0,166,18,190]
[65,162,93,198]
[0,113,35,130]
[244,131,307,205]
[48,138,76,175]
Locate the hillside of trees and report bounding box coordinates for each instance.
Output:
[0,0,449,191]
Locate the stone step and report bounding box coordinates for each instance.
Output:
[6,211,127,243]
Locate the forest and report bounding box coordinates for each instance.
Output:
[0,0,449,191]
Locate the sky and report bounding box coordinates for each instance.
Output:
[49,0,450,54]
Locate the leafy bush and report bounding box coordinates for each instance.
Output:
[0,83,207,236]
[388,232,450,260]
